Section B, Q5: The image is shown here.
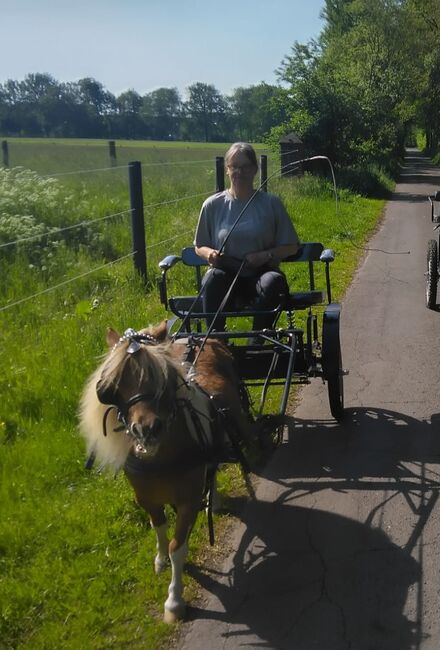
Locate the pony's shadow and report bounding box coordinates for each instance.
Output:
[183,407,440,649]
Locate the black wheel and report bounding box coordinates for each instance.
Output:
[327,348,344,421]
[426,239,438,309]
[322,304,344,421]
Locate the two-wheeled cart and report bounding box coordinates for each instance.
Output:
[158,242,345,432]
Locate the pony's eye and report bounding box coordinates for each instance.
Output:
[96,379,118,405]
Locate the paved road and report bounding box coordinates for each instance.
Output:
[178,150,440,650]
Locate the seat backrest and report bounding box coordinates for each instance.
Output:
[283,242,324,262]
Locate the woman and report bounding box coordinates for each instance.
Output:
[194,142,300,331]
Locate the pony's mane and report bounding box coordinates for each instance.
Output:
[79,336,186,471]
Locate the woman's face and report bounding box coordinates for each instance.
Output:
[226,151,257,187]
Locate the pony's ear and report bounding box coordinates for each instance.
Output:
[106,328,120,348]
[151,320,169,342]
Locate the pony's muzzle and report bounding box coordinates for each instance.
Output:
[130,419,163,446]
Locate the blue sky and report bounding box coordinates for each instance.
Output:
[1,0,325,98]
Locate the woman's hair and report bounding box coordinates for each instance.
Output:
[224,142,258,170]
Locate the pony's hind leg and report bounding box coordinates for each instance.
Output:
[153,520,169,574]
[149,507,169,574]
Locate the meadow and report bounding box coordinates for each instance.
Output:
[0,138,386,649]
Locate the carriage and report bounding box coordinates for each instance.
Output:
[426,191,440,309]
[80,239,345,623]
[158,241,345,427]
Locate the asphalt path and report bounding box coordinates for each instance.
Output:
[177,150,440,650]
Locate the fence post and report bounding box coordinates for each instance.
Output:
[109,140,116,166]
[215,156,224,192]
[2,140,9,167]
[260,154,267,191]
[128,161,147,283]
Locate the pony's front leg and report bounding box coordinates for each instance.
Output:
[163,505,198,624]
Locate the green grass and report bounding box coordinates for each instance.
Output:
[0,138,386,649]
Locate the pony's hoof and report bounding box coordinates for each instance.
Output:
[163,603,186,624]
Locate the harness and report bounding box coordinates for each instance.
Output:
[93,328,245,468]
[89,328,250,544]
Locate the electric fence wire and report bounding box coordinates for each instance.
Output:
[41,164,128,178]
[0,191,211,250]
[142,190,212,211]
[146,230,193,249]
[0,251,136,313]
[39,157,218,179]
[0,208,133,250]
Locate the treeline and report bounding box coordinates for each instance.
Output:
[0,76,287,143]
[2,0,440,178]
[270,0,440,173]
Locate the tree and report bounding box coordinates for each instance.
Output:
[116,90,144,138]
[184,83,227,142]
[142,88,182,140]
[229,83,288,141]
[273,0,418,170]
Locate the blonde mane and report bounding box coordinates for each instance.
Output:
[79,337,186,471]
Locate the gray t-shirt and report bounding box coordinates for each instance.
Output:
[194,190,299,261]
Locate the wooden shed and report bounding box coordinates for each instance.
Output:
[279,132,304,176]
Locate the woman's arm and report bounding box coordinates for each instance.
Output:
[195,246,221,266]
[245,242,299,268]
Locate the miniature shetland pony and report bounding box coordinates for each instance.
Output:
[79,321,259,623]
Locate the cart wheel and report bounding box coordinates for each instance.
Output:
[426,239,438,309]
[322,304,344,421]
[327,349,344,421]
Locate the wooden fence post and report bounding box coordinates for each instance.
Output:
[215,156,224,192]
[109,140,116,166]
[260,155,267,191]
[128,161,147,282]
[2,140,9,167]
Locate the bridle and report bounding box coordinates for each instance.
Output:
[97,329,171,447]
[96,328,225,454]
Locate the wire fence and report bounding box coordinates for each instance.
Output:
[1,147,301,312]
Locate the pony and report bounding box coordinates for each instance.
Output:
[79,321,264,623]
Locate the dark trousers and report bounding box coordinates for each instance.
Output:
[201,267,289,330]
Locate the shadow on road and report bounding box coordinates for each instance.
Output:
[184,407,440,649]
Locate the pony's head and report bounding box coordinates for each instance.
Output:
[80,321,186,469]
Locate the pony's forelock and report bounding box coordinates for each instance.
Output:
[79,338,186,471]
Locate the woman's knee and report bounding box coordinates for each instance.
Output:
[257,271,289,301]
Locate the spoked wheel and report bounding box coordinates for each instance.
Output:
[322,304,344,421]
[426,239,438,309]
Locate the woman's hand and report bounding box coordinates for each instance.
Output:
[207,249,222,267]
[195,246,222,267]
[245,250,273,268]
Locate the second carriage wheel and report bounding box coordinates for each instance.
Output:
[426,239,438,309]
